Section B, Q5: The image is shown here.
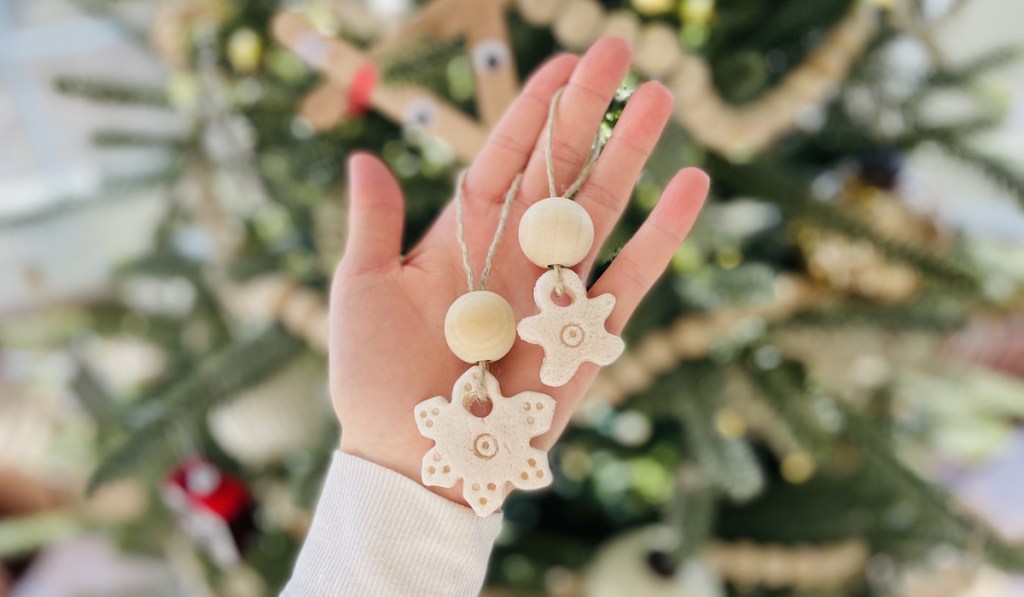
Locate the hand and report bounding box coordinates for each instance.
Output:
[329,38,710,507]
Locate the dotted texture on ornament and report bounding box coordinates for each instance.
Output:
[414,368,555,517]
[518,269,625,387]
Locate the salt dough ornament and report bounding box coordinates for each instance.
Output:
[518,269,625,387]
[414,367,555,516]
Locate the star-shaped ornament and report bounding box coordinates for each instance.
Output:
[415,367,555,516]
[518,269,625,387]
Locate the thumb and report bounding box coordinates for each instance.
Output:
[343,152,405,272]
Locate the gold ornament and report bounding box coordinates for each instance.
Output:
[227,28,263,73]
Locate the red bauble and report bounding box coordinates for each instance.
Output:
[162,457,253,568]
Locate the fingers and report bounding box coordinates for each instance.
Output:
[576,81,673,277]
[342,152,406,273]
[519,37,633,209]
[592,168,710,333]
[463,53,579,205]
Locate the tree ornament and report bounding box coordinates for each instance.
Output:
[585,526,725,597]
[162,457,254,568]
[517,87,624,386]
[519,269,625,386]
[415,170,556,516]
[416,367,555,516]
[227,28,262,73]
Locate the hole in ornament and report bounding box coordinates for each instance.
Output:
[472,483,481,491]
[528,458,536,467]
[466,396,493,418]
[443,465,451,473]
[549,290,573,307]
[521,472,529,480]
[487,482,496,491]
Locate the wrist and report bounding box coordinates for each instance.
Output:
[339,437,472,509]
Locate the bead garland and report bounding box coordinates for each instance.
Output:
[518,0,878,156]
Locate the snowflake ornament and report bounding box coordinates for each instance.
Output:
[518,269,625,387]
[415,367,556,516]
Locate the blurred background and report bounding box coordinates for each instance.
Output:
[1,0,1023,595]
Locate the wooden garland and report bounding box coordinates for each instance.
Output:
[585,275,827,411]
[522,0,879,156]
[221,276,330,352]
[705,539,869,590]
[297,0,878,160]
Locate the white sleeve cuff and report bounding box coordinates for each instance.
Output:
[281,451,502,597]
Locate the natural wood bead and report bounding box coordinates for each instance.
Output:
[602,10,641,47]
[634,24,683,79]
[518,197,594,268]
[553,0,604,50]
[444,291,517,363]
[516,0,563,26]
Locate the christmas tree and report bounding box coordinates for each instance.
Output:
[3,0,1024,595]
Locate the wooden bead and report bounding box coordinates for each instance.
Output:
[516,0,563,26]
[602,10,641,47]
[518,197,594,268]
[553,0,604,50]
[444,291,517,363]
[634,24,683,79]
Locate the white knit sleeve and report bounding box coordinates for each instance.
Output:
[281,451,502,597]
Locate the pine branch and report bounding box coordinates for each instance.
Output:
[894,116,1002,150]
[379,36,463,91]
[934,139,1024,210]
[55,76,170,108]
[778,299,965,331]
[86,327,303,495]
[0,511,80,557]
[294,423,340,508]
[676,386,764,502]
[926,46,1023,88]
[803,200,978,289]
[748,352,1024,571]
[93,130,187,149]
[742,359,837,460]
[0,166,181,231]
[838,400,1024,571]
[712,158,979,291]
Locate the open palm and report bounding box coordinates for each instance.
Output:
[329,38,710,507]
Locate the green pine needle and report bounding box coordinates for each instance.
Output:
[935,140,1024,210]
[55,76,170,107]
[926,46,1023,88]
[378,36,464,90]
[85,327,303,495]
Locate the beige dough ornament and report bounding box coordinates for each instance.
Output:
[516,88,625,387]
[416,367,555,516]
[518,268,624,386]
[414,170,556,517]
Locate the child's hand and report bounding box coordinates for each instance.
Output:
[329,38,710,507]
